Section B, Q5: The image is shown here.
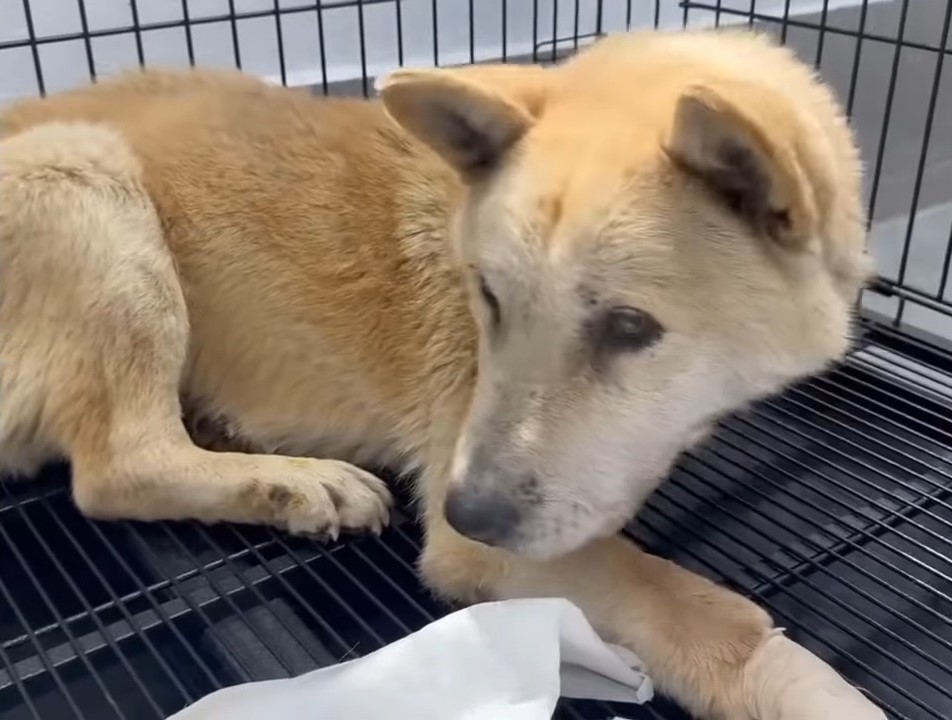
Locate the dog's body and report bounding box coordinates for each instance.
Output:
[0,29,881,719]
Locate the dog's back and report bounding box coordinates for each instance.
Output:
[0,68,469,476]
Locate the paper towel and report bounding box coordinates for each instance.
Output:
[168,597,653,720]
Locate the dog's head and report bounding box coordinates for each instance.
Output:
[379,30,873,558]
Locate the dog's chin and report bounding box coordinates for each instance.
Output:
[496,538,570,561]
[496,522,621,560]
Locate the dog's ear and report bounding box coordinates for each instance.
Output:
[377,65,548,178]
[666,81,819,249]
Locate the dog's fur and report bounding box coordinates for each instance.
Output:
[0,29,881,719]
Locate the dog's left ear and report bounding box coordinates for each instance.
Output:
[666,81,820,249]
[377,65,548,178]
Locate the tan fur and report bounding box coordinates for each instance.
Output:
[0,29,880,719]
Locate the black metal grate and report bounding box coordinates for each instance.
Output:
[2,2,952,719]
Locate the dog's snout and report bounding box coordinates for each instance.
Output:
[444,486,523,547]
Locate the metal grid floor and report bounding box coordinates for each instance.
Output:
[1,318,951,720]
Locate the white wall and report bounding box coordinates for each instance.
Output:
[0,0,879,103]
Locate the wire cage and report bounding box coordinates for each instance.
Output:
[1,1,951,719]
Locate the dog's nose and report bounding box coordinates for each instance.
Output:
[443,487,523,547]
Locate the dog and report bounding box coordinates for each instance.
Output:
[0,28,883,719]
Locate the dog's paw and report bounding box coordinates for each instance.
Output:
[276,459,392,540]
[741,633,886,720]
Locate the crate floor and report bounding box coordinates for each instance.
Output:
[1,320,951,720]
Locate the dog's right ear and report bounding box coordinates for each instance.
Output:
[377,65,547,178]
[665,80,821,250]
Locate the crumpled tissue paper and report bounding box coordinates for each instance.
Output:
[168,597,653,720]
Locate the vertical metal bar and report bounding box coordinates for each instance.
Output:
[181,0,196,66]
[75,0,96,81]
[315,1,328,94]
[624,0,631,30]
[652,0,659,30]
[594,0,603,36]
[431,0,439,66]
[533,0,540,61]
[227,0,242,68]
[814,0,831,68]
[714,0,723,28]
[572,0,579,51]
[129,0,146,66]
[203,1,234,69]
[19,0,44,96]
[845,0,871,116]
[747,0,757,27]
[356,0,368,96]
[395,0,404,66]
[780,0,792,43]
[501,0,508,62]
[273,0,288,85]
[551,0,558,62]
[468,0,475,64]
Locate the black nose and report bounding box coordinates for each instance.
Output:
[443,487,523,547]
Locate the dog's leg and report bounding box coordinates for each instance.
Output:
[0,122,390,536]
[417,475,882,720]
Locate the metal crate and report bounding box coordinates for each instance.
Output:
[1,2,951,719]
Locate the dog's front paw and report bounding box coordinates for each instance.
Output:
[741,633,885,720]
[275,459,392,540]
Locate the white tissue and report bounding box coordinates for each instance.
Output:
[168,597,653,720]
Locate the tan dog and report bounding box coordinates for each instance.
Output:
[0,28,881,719]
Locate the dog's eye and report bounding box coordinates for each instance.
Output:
[478,274,501,325]
[599,306,663,353]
